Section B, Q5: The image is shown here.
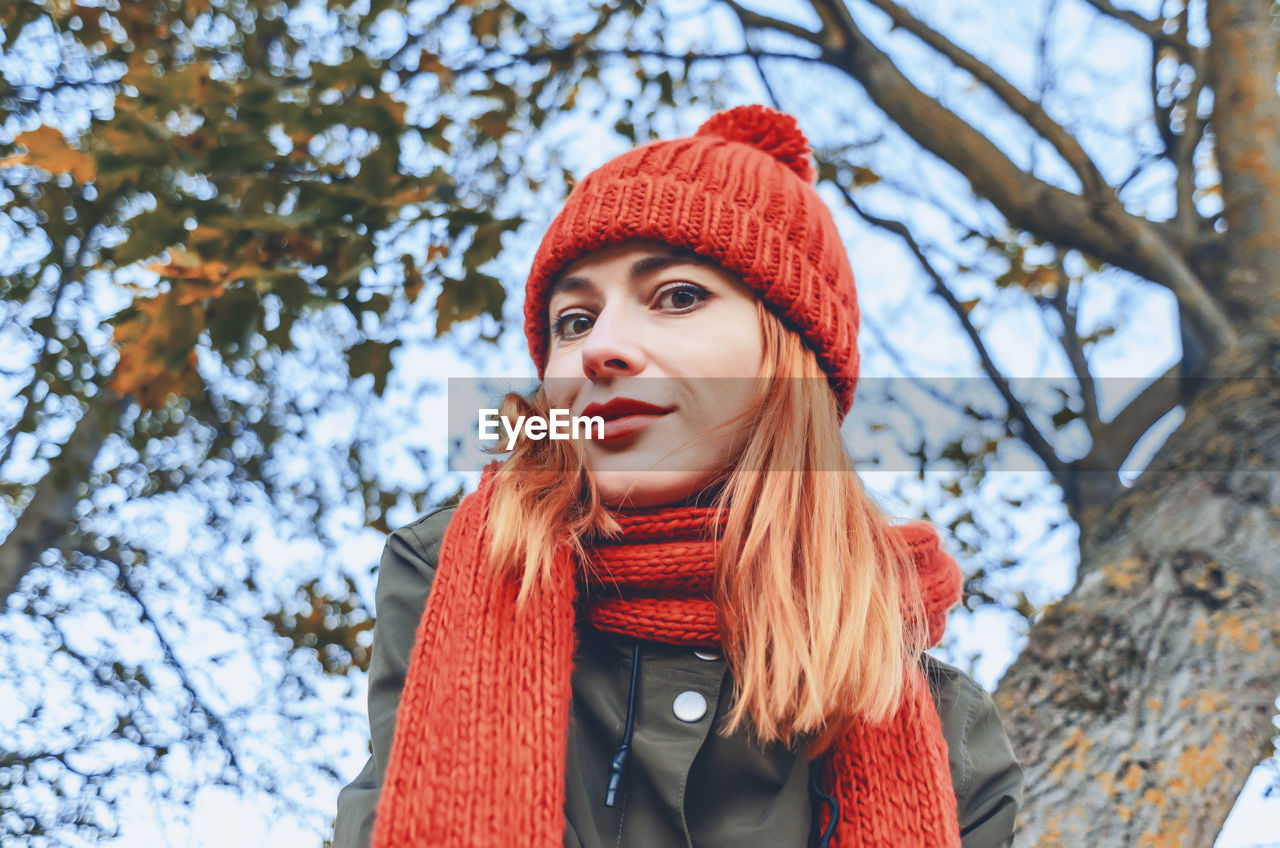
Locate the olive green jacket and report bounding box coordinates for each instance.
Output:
[333,508,1024,847]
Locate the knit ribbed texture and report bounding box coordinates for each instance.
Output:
[523,105,863,416]
[370,465,579,847]
[372,463,964,846]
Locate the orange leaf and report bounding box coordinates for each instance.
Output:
[1027,267,1058,289]
[172,278,227,305]
[402,255,423,304]
[147,246,232,288]
[108,289,206,410]
[1,125,96,182]
[388,183,437,206]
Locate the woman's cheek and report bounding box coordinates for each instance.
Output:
[541,363,578,410]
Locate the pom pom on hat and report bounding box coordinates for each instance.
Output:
[695,104,817,183]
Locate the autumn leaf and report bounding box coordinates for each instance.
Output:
[401,255,424,304]
[1026,266,1058,291]
[419,51,455,86]
[435,271,505,335]
[347,339,402,395]
[146,246,259,301]
[851,165,881,187]
[108,289,205,410]
[263,578,375,676]
[387,183,437,206]
[0,125,96,183]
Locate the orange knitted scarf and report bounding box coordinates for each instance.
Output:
[371,465,963,847]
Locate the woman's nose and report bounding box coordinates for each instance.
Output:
[580,307,646,380]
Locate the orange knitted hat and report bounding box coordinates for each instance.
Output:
[523,104,862,416]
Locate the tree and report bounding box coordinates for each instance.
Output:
[1,0,1276,844]
[1,0,520,839]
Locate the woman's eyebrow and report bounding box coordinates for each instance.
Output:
[548,251,718,299]
[547,275,596,300]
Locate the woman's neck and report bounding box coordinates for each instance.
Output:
[603,477,729,513]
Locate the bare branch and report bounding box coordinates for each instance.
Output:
[1149,42,1179,159]
[1086,364,1181,471]
[1047,260,1102,434]
[861,0,1108,198]
[1171,61,1206,242]
[721,0,826,48]
[449,45,828,78]
[111,556,245,776]
[801,0,1238,362]
[1081,0,1196,53]
[831,180,1068,482]
[737,15,786,117]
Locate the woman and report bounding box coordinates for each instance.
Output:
[334,105,1023,847]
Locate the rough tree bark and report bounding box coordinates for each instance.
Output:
[995,365,1280,845]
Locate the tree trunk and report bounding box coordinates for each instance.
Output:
[0,398,119,605]
[995,343,1280,845]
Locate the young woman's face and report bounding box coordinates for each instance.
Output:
[543,239,766,507]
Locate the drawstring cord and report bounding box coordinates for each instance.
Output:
[604,641,642,807]
[808,759,840,848]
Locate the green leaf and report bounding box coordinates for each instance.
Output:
[347,339,401,395]
[205,286,261,351]
[1051,405,1080,430]
[434,272,506,335]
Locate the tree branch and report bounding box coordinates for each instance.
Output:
[861,0,1108,198]
[725,0,1210,495]
[1149,42,1179,163]
[832,181,1068,482]
[1081,0,1196,54]
[801,0,1238,362]
[721,0,826,48]
[450,44,828,78]
[111,555,244,776]
[0,398,121,606]
[1171,61,1207,244]
[1047,262,1102,434]
[1085,363,1181,471]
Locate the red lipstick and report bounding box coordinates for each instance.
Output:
[579,397,672,442]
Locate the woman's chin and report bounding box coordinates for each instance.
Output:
[591,469,718,509]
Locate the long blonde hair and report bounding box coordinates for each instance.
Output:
[486,301,928,756]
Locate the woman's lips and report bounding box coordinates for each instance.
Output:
[579,398,673,443]
[596,411,669,442]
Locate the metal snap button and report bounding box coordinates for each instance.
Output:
[692,648,722,662]
[673,690,708,722]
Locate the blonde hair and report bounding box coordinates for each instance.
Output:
[486,301,928,756]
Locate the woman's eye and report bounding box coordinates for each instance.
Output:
[656,283,709,312]
[552,312,594,340]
